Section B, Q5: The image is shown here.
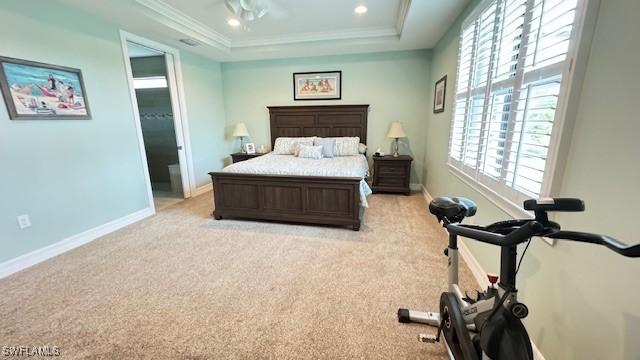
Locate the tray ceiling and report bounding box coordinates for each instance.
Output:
[59,0,470,62]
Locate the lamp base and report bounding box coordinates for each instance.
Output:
[393,138,400,157]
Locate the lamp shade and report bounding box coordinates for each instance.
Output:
[387,121,407,139]
[232,123,249,137]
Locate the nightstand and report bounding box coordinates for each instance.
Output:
[231,152,264,163]
[371,155,413,195]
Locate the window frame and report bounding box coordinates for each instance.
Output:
[447,0,591,218]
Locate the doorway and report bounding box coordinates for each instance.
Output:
[120,32,194,212]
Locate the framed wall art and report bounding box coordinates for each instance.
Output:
[293,71,341,101]
[433,75,447,113]
[0,56,91,119]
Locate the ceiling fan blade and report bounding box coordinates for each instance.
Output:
[264,0,288,19]
[256,8,268,18]
[239,0,255,11]
[225,0,241,14]
[254,1,268,18]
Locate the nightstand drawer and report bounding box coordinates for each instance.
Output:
[376,176,406,187]
[377,165,407,177]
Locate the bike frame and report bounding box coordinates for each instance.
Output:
[446,231,514,328]
[404,230,516,331]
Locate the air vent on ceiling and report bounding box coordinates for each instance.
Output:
[179,38,199,46]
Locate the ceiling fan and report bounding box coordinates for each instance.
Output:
[224,0,287,22]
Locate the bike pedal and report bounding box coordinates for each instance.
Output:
[418,334,438,343]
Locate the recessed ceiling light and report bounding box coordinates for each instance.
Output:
[354,5,368,14]
[227,18,241,27]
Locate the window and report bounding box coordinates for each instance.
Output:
[448,0,585,206]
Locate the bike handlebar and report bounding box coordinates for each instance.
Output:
[446,221,640,258]
[547,231,640,257]
[446,221,543,247]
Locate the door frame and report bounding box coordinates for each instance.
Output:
[119,30,196,211]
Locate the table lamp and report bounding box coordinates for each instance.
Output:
[232,123,249,153]
[387,121,406,157]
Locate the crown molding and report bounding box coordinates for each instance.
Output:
[135,0,412,51]
[232,27,399,48]
[396,0,412,36]
[135,0,231,50]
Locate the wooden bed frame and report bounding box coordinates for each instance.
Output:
[209,105,369,231]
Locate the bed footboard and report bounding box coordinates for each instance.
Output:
[208,172,362,230]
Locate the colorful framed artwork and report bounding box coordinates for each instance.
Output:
[433,75,447,113]
[0,56,91,119]
[293,71,341,101]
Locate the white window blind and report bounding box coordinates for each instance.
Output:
[449,0,584,206]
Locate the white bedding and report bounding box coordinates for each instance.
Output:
[223,153,372,207]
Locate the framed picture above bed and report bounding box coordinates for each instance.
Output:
[293,71,341,101]
[0,56,91,120]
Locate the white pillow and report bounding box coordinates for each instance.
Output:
[313,137,337,158]
[297,145,324,159]
[358,143,367,154]
[334,137,360,156]
[273,137,315,155]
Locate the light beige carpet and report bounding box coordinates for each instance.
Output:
[0,191,477,359]
[153,190,184,211]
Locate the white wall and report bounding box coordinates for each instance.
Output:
[221,50,432,184]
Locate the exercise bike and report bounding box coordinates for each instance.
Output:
[397,197,640,360]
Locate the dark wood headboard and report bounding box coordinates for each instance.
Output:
[268,105,369,147]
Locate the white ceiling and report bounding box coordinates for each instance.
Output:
[60,0,469,62]
[162,0,404,46]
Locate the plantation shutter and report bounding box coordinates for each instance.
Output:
[448,0,583,205]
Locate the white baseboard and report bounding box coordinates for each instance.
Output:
[422,184,434,202]
[421,185,546,360]
[0,207,154,279]
[410,183,423,191]
[191,182,213,197]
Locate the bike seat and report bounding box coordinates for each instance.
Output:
[429,197,477,223]
[523,198,585,212]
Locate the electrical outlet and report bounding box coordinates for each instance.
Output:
[17,214,31,229]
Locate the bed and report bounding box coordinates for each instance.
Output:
[209,105,369,230]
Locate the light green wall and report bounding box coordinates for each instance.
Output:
[0,1,227,262]
[221,51,432,184]
[424,0,640,359]
[0,2,148,263]
[181,52,228,186]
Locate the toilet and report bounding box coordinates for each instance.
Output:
[168,163,182,194]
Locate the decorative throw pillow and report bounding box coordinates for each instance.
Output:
[358,143,367,154]
[273,137,315,155]
[334,137,360,156]
[313,137,337,158]
[297,145,324,159]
